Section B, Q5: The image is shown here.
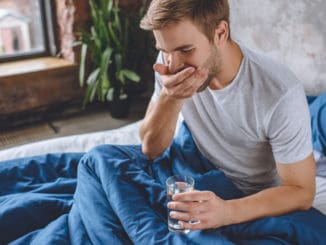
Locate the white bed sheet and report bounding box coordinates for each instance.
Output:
[0,120,142,162]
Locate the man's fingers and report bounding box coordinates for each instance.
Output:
[173,66,195,81]
[161,67,196,90]
[153,63,169,75]
[181,68,209,92]
[168,200,205,214]
[154,63,196,77]
[173,190,214,202]
[179,220,204,230]
[170,210,197,222]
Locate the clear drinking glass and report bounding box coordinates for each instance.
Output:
[166,175,194,233]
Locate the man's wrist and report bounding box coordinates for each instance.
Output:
[159,88,185,106]
[225,199,240,225]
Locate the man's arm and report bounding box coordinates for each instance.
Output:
[168,153,316,229]
[140,93,184,159]
[140,64,208,159]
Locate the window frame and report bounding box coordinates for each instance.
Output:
[0,0,56,63]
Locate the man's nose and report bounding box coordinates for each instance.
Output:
[167,53,184,74]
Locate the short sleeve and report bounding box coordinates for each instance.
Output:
[266,84,312,164]
[151,52,165,102]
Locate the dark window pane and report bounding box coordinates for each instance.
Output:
[0,0,46,58]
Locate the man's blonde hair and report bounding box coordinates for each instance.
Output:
[140,0,230,42]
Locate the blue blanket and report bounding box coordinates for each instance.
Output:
[1,93,326,244]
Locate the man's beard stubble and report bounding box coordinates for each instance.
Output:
[196,45,221,92]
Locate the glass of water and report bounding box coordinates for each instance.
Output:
[166,175,194,233]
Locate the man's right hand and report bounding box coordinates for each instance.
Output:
[140,64,208,159]
[153,63,209,99]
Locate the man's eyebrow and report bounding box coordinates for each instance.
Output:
[155,45,194,52]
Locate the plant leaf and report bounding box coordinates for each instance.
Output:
[98,11,110,45]
[79,44,88,87]
[89,0,99,30]
[121,70,140,82]
[72,40,82,47]
[107,0,113,18]
[115,54,122,72]
[99,47,113,100]
[82,86,92,108]
[106,87,114,101]
[100,48,113,79]
[108,22,122,50]
[113,3,121,37]
[90,80,99,102]
[86,68,100,85]
[117,70,125,84]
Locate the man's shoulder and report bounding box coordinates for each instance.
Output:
[240,44,301,96]
[234,44,306,122]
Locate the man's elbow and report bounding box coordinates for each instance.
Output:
[300,200,313,211]
[299,187,315,211]
[141,143,164,160]
[140,130,171,160]
[139,127,161,159]
[300,202,313,211]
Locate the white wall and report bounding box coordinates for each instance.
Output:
[229,0,326,95]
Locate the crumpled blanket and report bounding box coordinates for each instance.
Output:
[309,92,326,177]
[1,122,326,245]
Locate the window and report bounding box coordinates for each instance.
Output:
[0,0,55,62]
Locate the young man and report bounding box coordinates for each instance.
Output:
[139,0,316,230]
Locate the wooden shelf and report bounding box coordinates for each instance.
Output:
[0,57,76,77]
[0,57,83,118]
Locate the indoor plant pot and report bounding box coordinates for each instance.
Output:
[109,93,130,118]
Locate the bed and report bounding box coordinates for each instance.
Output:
[1,94,326,244]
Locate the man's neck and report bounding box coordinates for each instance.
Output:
[209,40,243,90]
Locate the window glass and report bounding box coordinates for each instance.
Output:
[0,0,46,59]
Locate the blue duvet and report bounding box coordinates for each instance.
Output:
[1,94,326,244]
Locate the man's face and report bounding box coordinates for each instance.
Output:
[153,19,221,91]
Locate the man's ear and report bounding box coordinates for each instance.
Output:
[214,20,229,46]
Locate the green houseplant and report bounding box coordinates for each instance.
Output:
[78,0,143,118]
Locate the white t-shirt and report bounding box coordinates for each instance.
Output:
[152,44,312,194]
